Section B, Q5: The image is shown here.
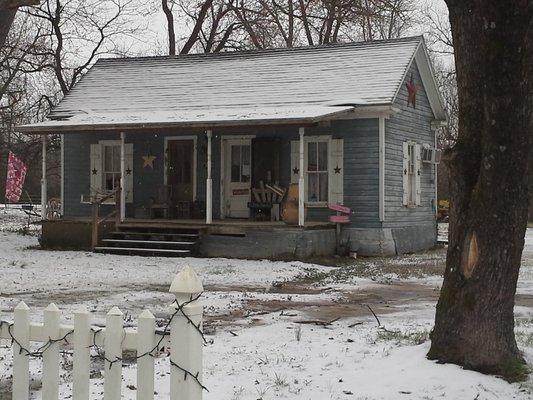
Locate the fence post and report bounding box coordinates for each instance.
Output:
[91,201,99,249]
[13,301,30,400]
[169,266,204,400]
[104,306,123,400]
[73,306,91,400]
[137,310,156,400]
[42,303,61,400]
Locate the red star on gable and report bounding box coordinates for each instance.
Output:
[406,74,417,108]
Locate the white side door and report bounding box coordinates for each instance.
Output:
[224,138,252,218]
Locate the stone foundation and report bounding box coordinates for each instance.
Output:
[344,223,437,256]
[199,228,337,260]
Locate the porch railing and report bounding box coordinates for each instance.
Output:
[90,188,121,249]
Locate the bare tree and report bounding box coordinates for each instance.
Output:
[0,0,40,49]
[225,0,415,50]
[0,14,48,104]
[164,0,238,55]
[26,0,142,95]
[162,0,177,55]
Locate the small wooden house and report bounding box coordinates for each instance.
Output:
[19,36,446,259]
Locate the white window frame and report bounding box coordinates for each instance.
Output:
[305,136,331,206]
[100,140,121,194]
[403,140,421,208]
[407,142,416,206]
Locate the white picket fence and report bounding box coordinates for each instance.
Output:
[0,266,205,400]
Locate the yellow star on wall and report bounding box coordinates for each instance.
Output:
[142,155,156,168]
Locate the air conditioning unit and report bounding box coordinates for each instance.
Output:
[421,146,442,164]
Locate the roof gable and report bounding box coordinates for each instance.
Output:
[388,38,446,122]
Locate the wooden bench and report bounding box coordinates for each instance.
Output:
[247,182,285,221]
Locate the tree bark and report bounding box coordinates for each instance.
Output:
[428,0,532,381]
[0,0,39,49]
[180,0,214,54]
[162,0,176,55]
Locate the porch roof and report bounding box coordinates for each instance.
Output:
[18,104,355,133]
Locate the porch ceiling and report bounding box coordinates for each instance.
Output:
[17,104,356,134]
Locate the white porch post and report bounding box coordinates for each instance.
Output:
[298,127,305,227]
[378,116,385,222]
[41,135,47,220]
[60,134,64,216]
[120,132,126,222]
[206,129,213,224]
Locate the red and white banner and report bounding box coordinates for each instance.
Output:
[5,151,27,203]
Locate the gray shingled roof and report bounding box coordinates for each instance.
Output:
[20,36,444,132]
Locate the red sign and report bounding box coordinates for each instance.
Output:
[330,215,350,223]
[5,152,27,203]
[232,188,249,196]
[328,203,351,214]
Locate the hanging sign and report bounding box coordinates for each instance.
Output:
[328,202,351,224]
[5,151,27,203]
[328,203,351,214]
[329,214,350,223]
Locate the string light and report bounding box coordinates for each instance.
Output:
[0,292,208,392]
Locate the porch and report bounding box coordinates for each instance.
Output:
[41,217,337,259]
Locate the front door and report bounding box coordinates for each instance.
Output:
[167,139,194,203]
[224,138,251,218]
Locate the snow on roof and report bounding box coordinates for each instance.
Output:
[20,36,433,133]
[19,105,355,131]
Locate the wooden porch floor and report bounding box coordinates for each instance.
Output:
[119,218,334,235]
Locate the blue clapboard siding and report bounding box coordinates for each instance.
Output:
[384,60,436,228]
[331,119,380,227]
[62,121,380,228]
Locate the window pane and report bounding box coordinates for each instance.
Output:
[231,145,241,182]
[104,173,114,191]
[318,142,328,171]
[308,142,317,172]
[308,173,318,202]
[241,145,250,182]
[104,146,113,171]
[183,156,191,184]
[408,144,415,175]
[112,146,120,172]
[319,172,328,201]
[115,173,121,189]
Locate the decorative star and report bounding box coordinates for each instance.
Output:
[142,155,156,168]
[126,167,132,175]
[334,165,341,174]
[92,168,98,175]
[292,167,299,175]
[406,73,417,108]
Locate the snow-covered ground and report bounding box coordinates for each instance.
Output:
[0,211,532,399]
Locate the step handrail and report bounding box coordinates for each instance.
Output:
[91,188,121,249]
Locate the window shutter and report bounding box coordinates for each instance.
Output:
[415,143,422,206]
[290,140,299,184]
[329,139,344,204]
[90,143,102,197]
[124,143,133,203]
[402,142,409,206]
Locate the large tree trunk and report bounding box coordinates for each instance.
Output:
[428,0,532,381]
[0,0,39,48]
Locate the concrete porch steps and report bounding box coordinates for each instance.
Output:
[94,246,191,257]
[94,225,202,257]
